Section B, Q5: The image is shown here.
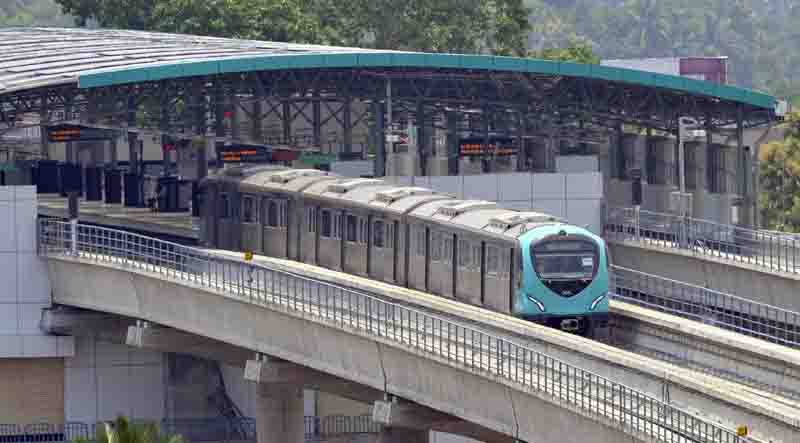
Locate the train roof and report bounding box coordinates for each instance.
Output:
[206,165,568,240]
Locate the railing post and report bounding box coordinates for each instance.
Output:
[70,219,78,256]
[634,205,641,242]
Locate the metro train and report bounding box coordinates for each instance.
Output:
[198,165,610,337]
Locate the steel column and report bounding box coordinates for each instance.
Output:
[416,100,426,176]
[372,101,385,177]
[312,92,321,147]
[516,110,526,171]
[282,99,291,144]
[447,111,459,176]
[252,98,263,142]
[214,83,226,173]
[39,94,49,160]
[127,96,139,176]
[342,96,352,155]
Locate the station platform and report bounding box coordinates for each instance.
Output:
[37,194,197,242]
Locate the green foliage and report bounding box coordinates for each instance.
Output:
[0,0,73,27]
[529,39,599,63]
[74,416,183,443]
[759,113,800,231]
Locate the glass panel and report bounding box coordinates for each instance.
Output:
[531,239,597,279]
[458,240,471,267]
[220,194,230,219]
[321,210,331,238]
[267,201,278,227]
[373,220,385,248]
[346,215,358,242]
[487,246,498,273]
[242,196,255,223]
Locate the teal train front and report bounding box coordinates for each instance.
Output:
[515,223,610,337]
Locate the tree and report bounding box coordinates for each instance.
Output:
[529,39,600,63]
[151,0,325,43]
[759,113,800,231]
[75,416,183,443]
[56,0,154,28]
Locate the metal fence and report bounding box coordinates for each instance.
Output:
[610,265,800,348]
[38,219,744,443]
[605,206,800,274]
[0,416,379,443]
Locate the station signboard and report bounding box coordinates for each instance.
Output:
[218,144,270,163]
[458,136,516,157]
[47,124,113,143]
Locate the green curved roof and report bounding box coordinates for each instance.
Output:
[80,52,776,110]
[0,28,777,111]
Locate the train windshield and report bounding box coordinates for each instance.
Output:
[531,238,598,280]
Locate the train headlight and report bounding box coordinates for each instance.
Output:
[525,294,546,312]
[590,293,607,311]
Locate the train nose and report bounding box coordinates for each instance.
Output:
[560,318,580,332]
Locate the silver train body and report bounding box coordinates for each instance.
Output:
[198,165,607,328]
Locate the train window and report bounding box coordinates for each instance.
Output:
[458,240,471,268]
[500,250,509,274]
[487,246,499,274]
[220,194,230,219]
[346,215,358,242]
[386,223,394,249]
[333,212,341,238]
[416,226,426,256]
[267,200,279,227]
[321,210,332,237]
[360,219,368,244]
[472,245,482,270]
[242,196,255,223]
[431,232,442,262]
[279,201,288,227]
[373,220,385,248]
[306,207,316,233]
[443,237,452,264]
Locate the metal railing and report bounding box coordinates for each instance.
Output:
[0,416,379,443]
[611,265,800,348]
[605,206,800,275]
[38,219,743,443]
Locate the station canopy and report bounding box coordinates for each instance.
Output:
[0,27,784,135]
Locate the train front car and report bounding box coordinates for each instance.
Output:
[515,224,610,337]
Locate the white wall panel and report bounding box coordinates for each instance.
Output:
[463,174,499,201]
[532,174,566,199]
[531,199,567,220]
[0,200,15,252]
[22,334,58,357]
[0,336,22,356]
[17,252,51,303]
[18,302,49,334]
[498,173,532,201]
[0,306,18,334]
[0,253,17,303]
[14,199,36,252]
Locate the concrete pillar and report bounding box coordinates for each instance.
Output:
[256,383,305,443]
[377,428,429,443]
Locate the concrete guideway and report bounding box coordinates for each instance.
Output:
[609,240,800,317]
[222,249,800,403]
[207,249,800,442]
[44,256,674,443]
[37,223,780,443]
